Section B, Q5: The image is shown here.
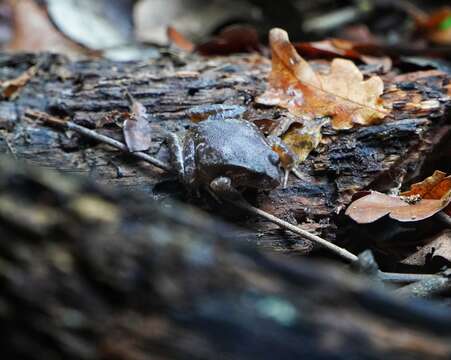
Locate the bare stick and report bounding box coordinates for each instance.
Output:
[394,275,451,298]
[26,110,173,172]
[377,272,444,284]
[233,200,359,263]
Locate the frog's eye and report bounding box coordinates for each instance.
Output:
[268,152,280,166]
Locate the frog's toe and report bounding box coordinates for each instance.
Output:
[210,176,242,201]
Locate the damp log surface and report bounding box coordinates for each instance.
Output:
[0,52,450,252]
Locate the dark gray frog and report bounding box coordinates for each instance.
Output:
[166,118,282,199]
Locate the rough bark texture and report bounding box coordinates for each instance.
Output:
[1,156,451,360]
[0,52,450,253]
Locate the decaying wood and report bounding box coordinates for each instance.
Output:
[0,157,451,359]
[0,52,450,253]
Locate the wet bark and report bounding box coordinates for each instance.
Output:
[0,52,450,253]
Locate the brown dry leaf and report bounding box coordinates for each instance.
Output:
[345,192,408,224]
[345,190,451,223]
[294,39,391,73]
[7,0,91,58]
[196,25,260,56]
[401,230,451,267]
[256,28,388,130]
[123,93,152,152]
[1,63,38,99]
[167,26,194,52]
[401,171,451,216]
[401,171,451,198]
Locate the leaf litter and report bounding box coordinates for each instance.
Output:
[346,171,451,223]
[123,92,152,153]
[256,28,388,130]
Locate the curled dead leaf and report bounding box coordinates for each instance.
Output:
[8,0,92,58]
[401,170,451,197]
[1,63,38,99]
[401,170,451,216]
[123,92,152,152]
[256,28,388,130]
[346,171,451,224]
[346,191,408,224]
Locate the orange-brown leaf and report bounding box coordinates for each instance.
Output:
[401,171,451,216]
[346,187,451,223]
[7,0,91,58]
[167,26,194,52]
[256,28,388,130]
[345,192,408,223]
[401,170,451,199]
[1,64,38,99]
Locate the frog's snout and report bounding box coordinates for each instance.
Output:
[268,152,280,166]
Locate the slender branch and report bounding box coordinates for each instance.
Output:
[233,200,359,263]
[377,271,444,284]
[26,110,173,172]
[394,276,451,298]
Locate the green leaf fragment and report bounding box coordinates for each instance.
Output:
[438,15,451,30]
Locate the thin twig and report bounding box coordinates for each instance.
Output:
[377,271,443,284]
[233,200,359,263]
[26,110,172,172]
[394,276,451,298]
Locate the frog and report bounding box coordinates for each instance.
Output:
[166,117,282,200]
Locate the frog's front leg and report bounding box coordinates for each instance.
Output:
[209,176,243,201]
[165,132,185,177]
[165,132,197,189]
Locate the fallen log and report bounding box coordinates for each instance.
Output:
[0,52,449,253]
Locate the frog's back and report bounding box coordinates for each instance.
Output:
[193,118,275,173]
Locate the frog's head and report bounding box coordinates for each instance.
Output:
[227,149,282,191]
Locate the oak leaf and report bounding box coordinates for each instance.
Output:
[256,28,388,130]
